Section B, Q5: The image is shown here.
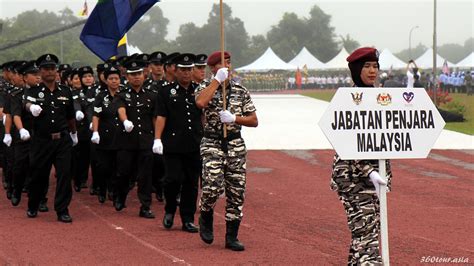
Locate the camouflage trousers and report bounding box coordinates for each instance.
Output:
[199,137,247,221]
[338,192,382,265]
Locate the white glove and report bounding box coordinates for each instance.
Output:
[70,132,78,146]
[76,110,85,121]
[152,139,163,154]
[29,104,42,117]
[2,114,5,126]
[3,133,12,147]
[19,128,31,141]
[369,171,387,198]
[214,68,229,84]
[219,110,236,124]
[91,131,100,144]
[89,122,93,131]
[123,120,134,133]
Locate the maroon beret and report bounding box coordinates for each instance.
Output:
[207,51,231,66]
[346,47,379,63]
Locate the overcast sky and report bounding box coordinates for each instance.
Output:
[0,0,472,53]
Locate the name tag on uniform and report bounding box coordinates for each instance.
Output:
[57,96,69,101]
[26,96,36,102]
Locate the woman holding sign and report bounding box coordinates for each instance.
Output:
[330,47,393,265]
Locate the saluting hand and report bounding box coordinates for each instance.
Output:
[19,128,31,141]
[91,131,100,144]
[219,110,236,124]
[369,171,387,198]
[29,104,42,117]
[123,120,134,133]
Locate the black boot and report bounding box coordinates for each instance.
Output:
[199,210,214,244]
[225,220,245,251]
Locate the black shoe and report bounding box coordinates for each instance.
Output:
[182,222,199,233]
[156,193,164,202]
[81,182,88,189]
[11,192,21,206]
[98,195,106,203]
[57,213,73,223]
[6,190,12,200]
[73,184,81,192]
[2,181,7,190]
[114,200,125,211]
[139,209,155,219]
[107,192,114,201]
[163,213,174,229]
[89,187,97,195]
[39,202,49,212]
[199,210,214,244]
[225,220,245,251]
[27,209,38,218]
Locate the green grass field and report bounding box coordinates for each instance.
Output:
[302,90,474,135]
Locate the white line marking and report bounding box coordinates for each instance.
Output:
[82,204,189,265]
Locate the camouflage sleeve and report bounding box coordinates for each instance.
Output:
[353,160,375,177]
[194,80,209,100]
[242,87,256,114]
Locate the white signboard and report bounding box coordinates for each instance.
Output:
[318,87,446,160]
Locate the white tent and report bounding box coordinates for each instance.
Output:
[287,47,326,69]
[454,52,474,68]
[323,48,350,69]
[378,49,406,70]
[414,48,454,69]
[236,47,297,72]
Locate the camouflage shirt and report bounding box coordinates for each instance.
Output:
[195,80,256,135]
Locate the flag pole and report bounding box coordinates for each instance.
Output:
[220,0,227,138]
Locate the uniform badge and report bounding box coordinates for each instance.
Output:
[126,93,131,98]
[104,96,110,103]
[46,55,51,61]
[170,88,177,95]
[38,92,44,98]
[80,92,85,97]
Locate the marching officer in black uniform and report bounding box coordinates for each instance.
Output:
[24,54,78,223]
[113,59,156,218]
[91,65,122,203]
[9,61,40,206]
[153,53,203,232]
[71,66,93,192]
[146,51,168,202]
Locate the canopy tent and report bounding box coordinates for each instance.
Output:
[414,48,454,69]
[287,47,326,70]
[454,52,474,68]
[236,47,297,72]
[378,49,407,70]
[322,48,350,69]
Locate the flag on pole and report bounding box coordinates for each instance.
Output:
[117,34,128,57]
[442,60,450,75]
[80,0,159,61]
[78,0,89,17]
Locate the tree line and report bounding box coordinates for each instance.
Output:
[0,4,472,68]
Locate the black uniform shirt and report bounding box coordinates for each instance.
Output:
[72,87,92,141]
[24,83,75,136]
[155,82,203,153]
[114,86,157,150]
[93,90,120,150]
[10,87,34,142]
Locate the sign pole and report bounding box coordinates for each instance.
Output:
[379,159,390,266]
[219,0,228,138]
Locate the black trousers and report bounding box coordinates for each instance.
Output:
[152,154,165,196]
[90,143,99,190]
[95,149,117,197]
[28,135,73,214]
[116,149,153,209]
[163,151,201,223]
[72,139,90,186]
[12,140,31,194]
[2,143,14,194]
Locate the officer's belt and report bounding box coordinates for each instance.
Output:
[204,131,241,141]
[36,130,68,140]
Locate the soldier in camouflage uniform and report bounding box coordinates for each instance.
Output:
[195,51,258,251]
[331,47,393,265]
